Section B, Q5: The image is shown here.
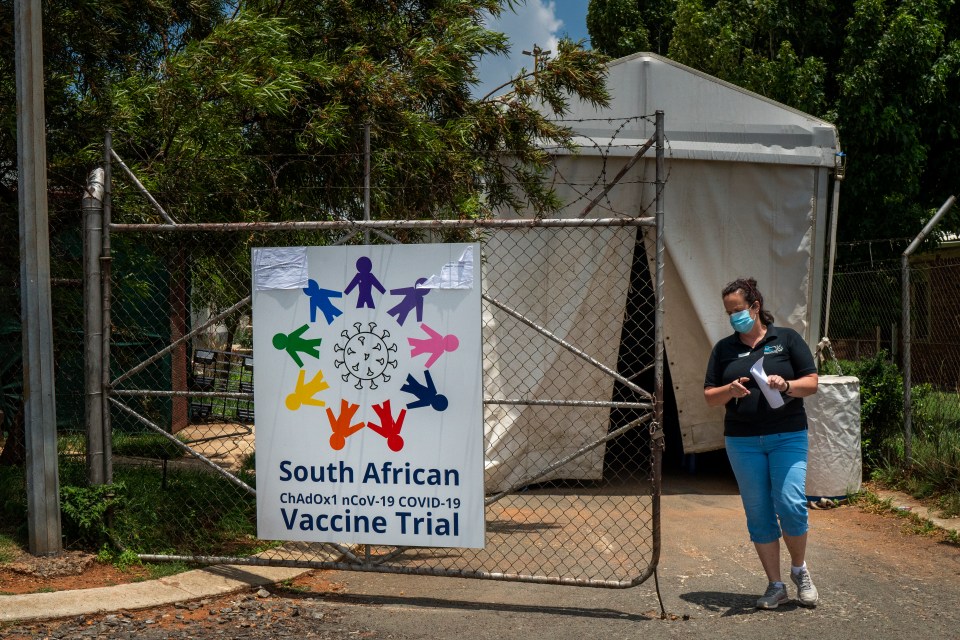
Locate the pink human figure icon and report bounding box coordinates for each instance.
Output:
[367,400,407,452]
[285,369,330,410]
[325,399,365,451]
[408,323,459,368]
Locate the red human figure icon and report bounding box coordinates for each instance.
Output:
[367,399,407,452]
[325,399,365,451]
[408,323,459,368]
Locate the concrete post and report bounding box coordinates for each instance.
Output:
[15,0,61,554]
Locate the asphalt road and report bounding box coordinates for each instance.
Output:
[5,471,959,640]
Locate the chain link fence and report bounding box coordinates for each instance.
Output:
[828,256,960,389]
[99,217,663,588]
[826,255,960,472]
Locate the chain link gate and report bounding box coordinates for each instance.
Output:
[85,120,667,590]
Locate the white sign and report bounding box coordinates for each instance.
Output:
[252,243,484,548]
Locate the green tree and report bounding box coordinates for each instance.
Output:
[834,0,960,248]
[1,1,611,459]
[107,1,610,224]
[586,0,960,262]
[587,0,677,57]
[0,0,231,462]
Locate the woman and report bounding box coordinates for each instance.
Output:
[703,277,819,609]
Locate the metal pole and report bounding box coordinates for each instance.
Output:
[901,252,911,467]
[901,195,957,468]
[651,109,665,568]
[363,122,371,245]
[822,176,842,338]
[83,168,105,485]
[110,217,654,232]
[15,0,61,555]
[102,131,114,482]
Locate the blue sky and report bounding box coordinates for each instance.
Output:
[475,1,591,97]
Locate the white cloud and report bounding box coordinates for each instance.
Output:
[474,1,563,99]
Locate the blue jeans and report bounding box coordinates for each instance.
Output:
[725,431,809,544]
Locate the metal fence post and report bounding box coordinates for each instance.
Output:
[651,110,665,566]
[102,131,114,483]
[901,195,957,467]
[83,167,105,484]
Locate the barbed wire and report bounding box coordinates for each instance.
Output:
[103,113,672,220]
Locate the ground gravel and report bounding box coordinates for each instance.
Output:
[2,587,410,640]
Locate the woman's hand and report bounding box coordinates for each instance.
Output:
[729,377,751,398]
[704,377,751,407]
[767,374,789,393]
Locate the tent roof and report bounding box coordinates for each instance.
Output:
[557,52,840,168]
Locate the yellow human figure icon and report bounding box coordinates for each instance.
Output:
[285,369,330,411]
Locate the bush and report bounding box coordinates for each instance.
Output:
[836,350,904,467]
[60,482,126,548]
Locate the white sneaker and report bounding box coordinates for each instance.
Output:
[756,582,789,609]
[791,567,819,607]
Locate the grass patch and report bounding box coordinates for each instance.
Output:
[0,533,19,564]
[112,432,188,459]
[1,458,260,561]
[145,560,193,580]
[277,578,313,594]
[850,489,959,543]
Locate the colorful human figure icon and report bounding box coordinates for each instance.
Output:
[285,369,330,410]
[272,324,323,368]
[400,370,448,411]
[367,400,407,452]
[344,257,385,309]
[387,277,429,326]
[408,323,459,368]
[303,279,343,324]
[325,399,365,451]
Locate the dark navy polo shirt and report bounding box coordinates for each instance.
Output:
[704,324,818,437]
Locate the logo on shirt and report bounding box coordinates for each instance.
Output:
[738,352,752,358]
[763,344,784,355]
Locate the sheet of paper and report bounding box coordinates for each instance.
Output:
[420,245,474,289]
[253,247,309,290]
[749,356,785,409]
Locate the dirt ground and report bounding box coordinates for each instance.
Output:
[1,487,954,596]
[3,479,959,640]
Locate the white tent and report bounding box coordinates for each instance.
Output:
[483,52,841,489]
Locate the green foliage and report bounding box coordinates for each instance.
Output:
[0,465,27,541]
[108,463,258,555]
[111,433,188,460]
[587,0,676,57]
[59,482,126,547]
[839,352,960,517]
[586,0,960,263]
[0,532,18,563]
[0,316,22,451]
[144,560,193,579]
[838,351,905,455]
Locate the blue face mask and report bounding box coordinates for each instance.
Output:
[729,308,755,333]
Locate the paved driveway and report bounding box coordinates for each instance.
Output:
[315,471,960,639]
[5,472,958,640]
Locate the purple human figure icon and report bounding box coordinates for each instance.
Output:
[386,277,429,326]
[303,279,343,324]
[400,370,448,411]
[408,323,459,368]
[343,257,385,309]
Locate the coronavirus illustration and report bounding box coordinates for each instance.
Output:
[334,321,398,390]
